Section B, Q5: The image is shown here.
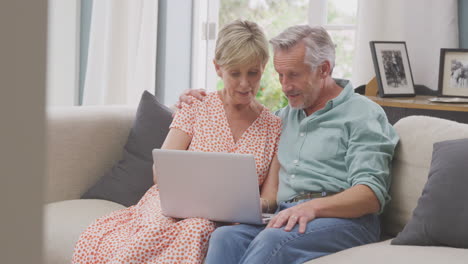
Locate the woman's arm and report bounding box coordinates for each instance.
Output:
[153,128,192,184]
[260,154,280,213]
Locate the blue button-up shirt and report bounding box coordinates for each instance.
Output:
[276,79,399,213]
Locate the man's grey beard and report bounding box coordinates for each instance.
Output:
[288,101,305,110]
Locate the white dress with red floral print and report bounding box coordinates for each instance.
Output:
[72,92,282,264]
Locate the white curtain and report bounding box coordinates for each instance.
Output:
[83,0,158,105]
[352,0,459,90]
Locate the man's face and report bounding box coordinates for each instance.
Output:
[273,41,323,112]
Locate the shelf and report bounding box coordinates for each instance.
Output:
[364,77,468,112]
[365,95,468,112]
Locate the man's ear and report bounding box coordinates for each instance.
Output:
[320,61,331,78]
[213,60,222,78]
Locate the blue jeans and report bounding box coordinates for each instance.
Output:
[205,199,380,264]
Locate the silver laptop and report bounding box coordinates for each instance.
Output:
[152,149,274,225]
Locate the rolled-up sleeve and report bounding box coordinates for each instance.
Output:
[345,114,399,214]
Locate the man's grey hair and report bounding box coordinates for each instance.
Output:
[270,25,335,73]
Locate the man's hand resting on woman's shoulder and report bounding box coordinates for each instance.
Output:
[174,88,207,109]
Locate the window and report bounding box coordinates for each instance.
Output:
[310,0,358,80]
[192,0,358,111]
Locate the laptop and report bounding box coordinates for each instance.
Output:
[152,149,274,225]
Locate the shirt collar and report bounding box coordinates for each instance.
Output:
[331,78,354,107]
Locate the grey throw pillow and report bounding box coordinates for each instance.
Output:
[81,91,173,207]
[391,138,468,248]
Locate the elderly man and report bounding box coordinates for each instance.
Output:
[180,25,399,264]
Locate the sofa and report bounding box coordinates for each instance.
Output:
[44,106,468,264]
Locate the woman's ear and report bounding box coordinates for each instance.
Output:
[213,60,222,78]
[261,62,267,73]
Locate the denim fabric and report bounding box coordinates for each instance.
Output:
[205,200,380,264]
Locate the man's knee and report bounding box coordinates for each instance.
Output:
[209,226,238,245]
[249,227,293,250]
[256,227,288,241]
[207,225,258,264]
[238,228,297,264]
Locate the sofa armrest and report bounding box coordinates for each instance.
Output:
[382,115,468,237]
[46,106,136,203]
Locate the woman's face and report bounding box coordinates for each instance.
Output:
[215,61,265,105]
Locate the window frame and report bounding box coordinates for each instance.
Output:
[309,0,358,79]
[190,0,358,93]
[308,0,357,30]
[191,0,219,92]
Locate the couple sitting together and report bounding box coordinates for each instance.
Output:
[72,19,399,264]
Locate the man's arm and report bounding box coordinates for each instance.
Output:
[310,185,380,217]
[267,114,399,233]
[267,185,379,233]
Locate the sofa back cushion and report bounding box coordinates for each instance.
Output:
[46,106,136,203]
[383,116,468,237]
[81,91,173,207]
[391,138,468,248]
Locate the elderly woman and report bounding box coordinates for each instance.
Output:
[72,20,282,264]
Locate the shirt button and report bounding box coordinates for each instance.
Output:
[293,160,298,164]
[300,133,305,137]
[291,174,296,178]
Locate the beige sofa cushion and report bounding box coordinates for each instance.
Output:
[307,240,468,264]
[43,199,125,264]
[383,116,468,236]
[46,106,135,203]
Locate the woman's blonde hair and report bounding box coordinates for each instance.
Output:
[215,19,269,69]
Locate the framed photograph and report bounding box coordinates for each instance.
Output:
[438,48,468,98]
[370,41,415,97]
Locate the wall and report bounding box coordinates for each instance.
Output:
[459,0,468,48]
[47,0,80,106]
[0,1,47,263]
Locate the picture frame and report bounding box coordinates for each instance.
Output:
[369,41,415,97]
[437,48,468,98]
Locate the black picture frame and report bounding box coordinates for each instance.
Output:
[370,41,415,97]
[437,48,468,98]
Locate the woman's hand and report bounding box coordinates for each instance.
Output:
[259,155,279,213]
[260,198,274,213]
